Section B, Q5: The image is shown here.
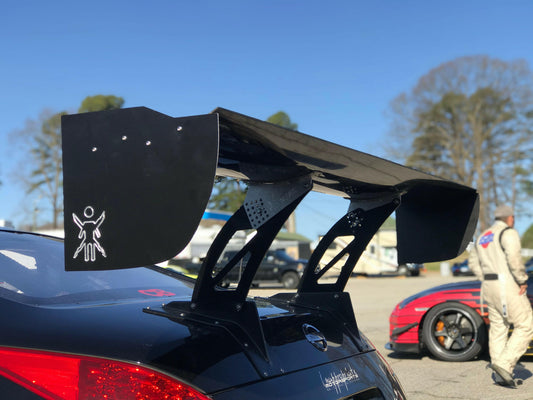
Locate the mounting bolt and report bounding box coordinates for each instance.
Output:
[177,126,183,132]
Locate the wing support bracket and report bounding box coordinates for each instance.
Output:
[298,195,401,293]
[144,300,278,377]
[145,175,312,367]
[192,174,312,306]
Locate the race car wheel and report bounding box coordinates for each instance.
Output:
[281,271,299,289]
[422,302,487,362]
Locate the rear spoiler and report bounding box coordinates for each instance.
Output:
[62,107,478,298]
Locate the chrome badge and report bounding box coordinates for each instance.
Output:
[302,323,328,352]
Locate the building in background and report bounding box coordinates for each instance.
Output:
[174,210,311,262]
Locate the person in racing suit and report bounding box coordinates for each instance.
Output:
[469,204,533,387]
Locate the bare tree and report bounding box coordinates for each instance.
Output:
[10,95,124,229]
[10,109,66,229]
[386,56,533,230]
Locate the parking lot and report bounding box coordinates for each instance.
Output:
[251,272,533,400]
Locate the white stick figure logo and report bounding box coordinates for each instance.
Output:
[72,206,107,262]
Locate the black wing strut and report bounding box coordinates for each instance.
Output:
[145,174,311,371]
[299,195,401,292]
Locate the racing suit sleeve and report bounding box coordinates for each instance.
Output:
[501,228,528,285]
[468,244,483,280]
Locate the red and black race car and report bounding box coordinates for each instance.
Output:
[388,275,533,361]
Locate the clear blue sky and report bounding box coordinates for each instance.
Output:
[2,0,533,239]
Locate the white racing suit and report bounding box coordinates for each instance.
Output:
[469,220,533,374]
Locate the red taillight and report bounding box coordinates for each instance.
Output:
[0,347,211,400]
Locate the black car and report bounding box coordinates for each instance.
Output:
[0,229,401,400]
[397,263,423,277]
[217,249,306,289]
[0,107,480,399]
[173,249,305,289]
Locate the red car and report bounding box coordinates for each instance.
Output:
[387,275,533,361]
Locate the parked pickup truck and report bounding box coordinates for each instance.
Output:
[174,249,306,289]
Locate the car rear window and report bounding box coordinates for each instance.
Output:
[0,231,192,304]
